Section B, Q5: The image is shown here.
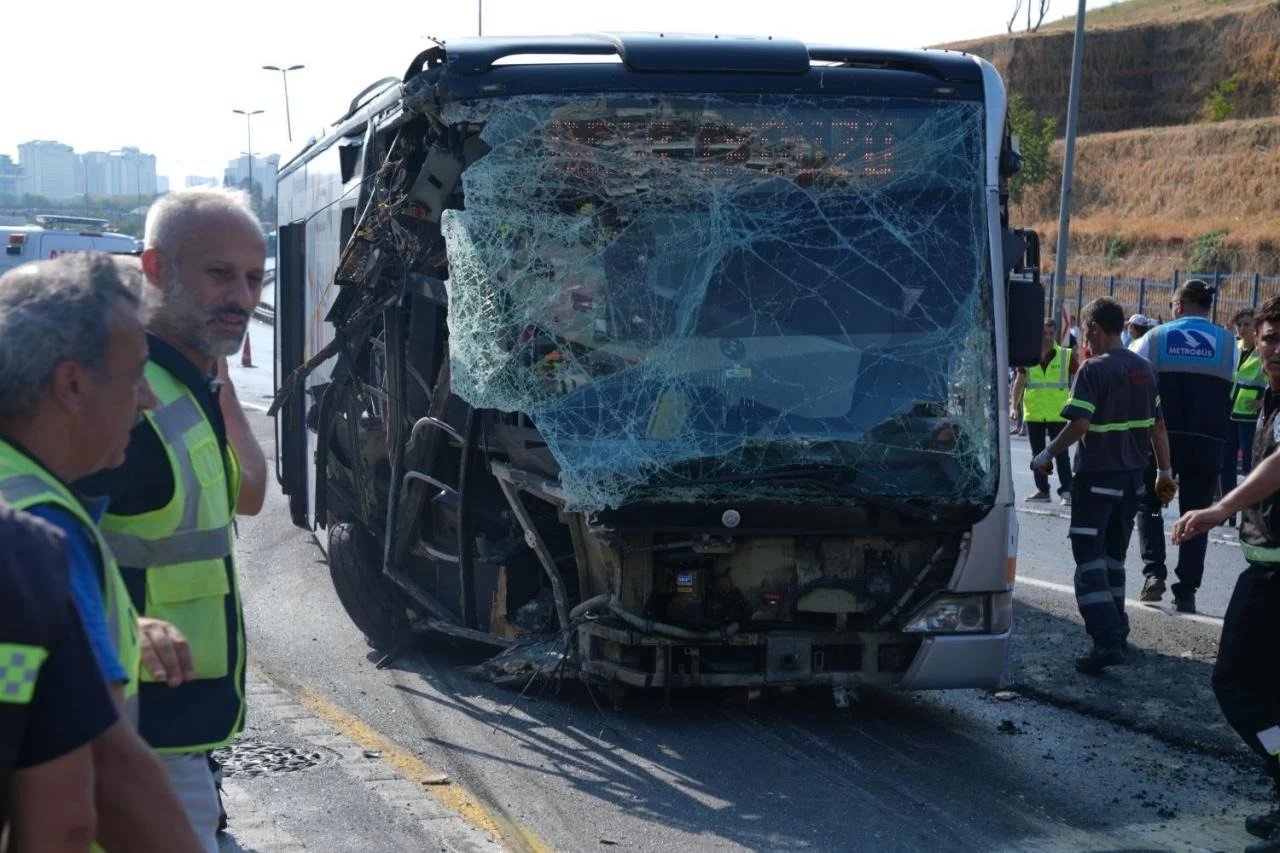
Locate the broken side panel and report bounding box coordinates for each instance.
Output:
[440,93,996,511]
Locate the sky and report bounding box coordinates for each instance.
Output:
[1,0,1121,186]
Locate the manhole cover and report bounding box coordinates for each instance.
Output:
[213,739,325,778]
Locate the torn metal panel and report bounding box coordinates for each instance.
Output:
[440,93,996,511]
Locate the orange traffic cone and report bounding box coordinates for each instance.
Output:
[240,332,255,368]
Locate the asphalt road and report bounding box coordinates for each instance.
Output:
[223,396,1272,853]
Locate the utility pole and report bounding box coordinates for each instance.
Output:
[478,0,483,36]
[232,109,264,218]
[1051,0,1088,326]
[262,65,304,142]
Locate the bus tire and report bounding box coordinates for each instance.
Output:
[327,521,410,651]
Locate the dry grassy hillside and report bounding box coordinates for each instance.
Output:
[1040,0,1274,32]
[942,0,1280,279]
[1019,118,1280,276]
[948,3,1280,135]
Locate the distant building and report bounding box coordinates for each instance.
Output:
[157,175,169,193]
[185,175,219,188]
[107,147,157,199]
[223,153,279,203]
[82,151,113,198]
[18,140,78,200]
[0,155,21,199]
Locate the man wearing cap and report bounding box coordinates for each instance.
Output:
[1132,279,1237,612]
[1124,314,1156,348]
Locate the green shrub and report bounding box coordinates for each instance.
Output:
[1007,94,1059,206]
[1106,235,1127,267]
[1205,74,1241,122]
[1189,229,1231,272]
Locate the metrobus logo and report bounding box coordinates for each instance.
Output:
[1165,329,1216,358]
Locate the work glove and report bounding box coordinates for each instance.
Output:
[1155,468,1178,507]
[1030,449,1054,475]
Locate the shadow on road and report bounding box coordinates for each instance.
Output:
[361,615,1254,851]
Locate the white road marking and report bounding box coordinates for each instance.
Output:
[1015,574,1224,627]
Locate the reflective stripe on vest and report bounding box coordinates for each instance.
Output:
[0,449,141,708]
[1232,351,1266,420]
[98,361,245,753]
[1023,345,1072,423]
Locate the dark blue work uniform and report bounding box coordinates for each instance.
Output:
[1133,316,1236,601]
[1061,348,1162,649]
[0,499,118,836]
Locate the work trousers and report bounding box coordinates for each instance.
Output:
[1069,470,1142,647]
[1167,436,1221,598]
[1213,562,1280,798]
[1027,421,1073,496]
[160,752,221,853]
[1136,458,1167,578]
[1221,419,1258,498]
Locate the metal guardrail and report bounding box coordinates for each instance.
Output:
[1045,271,1280,323]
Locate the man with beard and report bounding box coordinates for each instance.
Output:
[77,188,268,852]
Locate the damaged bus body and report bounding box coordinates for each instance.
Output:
[272,33,1044,695]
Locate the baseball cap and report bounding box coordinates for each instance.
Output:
[1126,313,1156,327]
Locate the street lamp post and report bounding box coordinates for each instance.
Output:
[262,64,304,142]
[232,109,264,217]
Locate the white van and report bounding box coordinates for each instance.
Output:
[1,215,141,275]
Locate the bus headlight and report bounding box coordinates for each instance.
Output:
[902,593,991,633]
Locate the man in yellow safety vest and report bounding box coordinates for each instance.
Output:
[1225,309,1266,517]
[75,188,268,853]
[1012,319,1078,505]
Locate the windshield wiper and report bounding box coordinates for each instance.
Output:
[684,466,940,522]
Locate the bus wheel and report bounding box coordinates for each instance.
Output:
[327,521,410,652]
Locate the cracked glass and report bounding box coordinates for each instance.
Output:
[440,93,996,511]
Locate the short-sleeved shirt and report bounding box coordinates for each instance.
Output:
[1061,348,1163,473]
[0,502,118,833]
[25,500,129,685]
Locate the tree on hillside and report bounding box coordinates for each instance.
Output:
[1007,0,1052,33]
[1007,94,1059,206]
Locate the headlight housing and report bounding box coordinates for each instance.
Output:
[902,592,1012,634]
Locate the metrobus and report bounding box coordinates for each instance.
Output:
[272,33,1044,696]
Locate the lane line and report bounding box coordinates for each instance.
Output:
[251,663,550,853]
[1015,574,1224,627]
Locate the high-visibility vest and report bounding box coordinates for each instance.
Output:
[100,361,245,753]
[0,441,141,711]
[1231,349,1266,422]
[1022,345,1073,423]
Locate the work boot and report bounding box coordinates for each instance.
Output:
[1247,810,1280,840]
[1024,491,1050,503]
[1246,826,1280,852]
[1140,576,1166,603]
[1075,644,1128,674]
[1174,592,1197,614]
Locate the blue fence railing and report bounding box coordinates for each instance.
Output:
[1045,271,1280,324]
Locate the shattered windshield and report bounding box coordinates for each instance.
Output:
[440,93,995,511]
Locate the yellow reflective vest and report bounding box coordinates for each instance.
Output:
[1232,348,1266,423]
[100,361,245,753]
[0,441,141,709]
[1022,345,1073,424]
